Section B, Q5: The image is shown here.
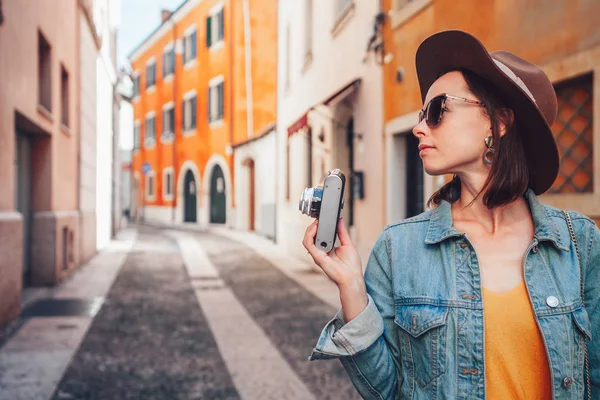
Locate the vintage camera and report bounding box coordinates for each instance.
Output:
[299,169,346,252]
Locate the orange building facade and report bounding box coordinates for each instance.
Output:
[129,0,277,226]
[382,0,600,226]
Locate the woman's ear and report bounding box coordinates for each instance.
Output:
[498,109,514,138]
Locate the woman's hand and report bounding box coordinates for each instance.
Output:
[303,218,368,321]
[302,218,364,290]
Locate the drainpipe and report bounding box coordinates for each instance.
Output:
[242,0,254,138]
[228,0,235,227]
[170,14,177,224]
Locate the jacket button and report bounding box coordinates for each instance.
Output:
[532,245,538,253]
[460,242,469,248]
[546,296,559,308]
[562,376,573,388]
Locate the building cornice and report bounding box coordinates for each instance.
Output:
[79,0,102,51]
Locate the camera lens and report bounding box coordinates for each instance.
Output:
[320,241,327,248]
[298,186,323,218]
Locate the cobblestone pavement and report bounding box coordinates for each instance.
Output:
[194,232,362,400]
[51,228,240,400]
[1,225,362,400]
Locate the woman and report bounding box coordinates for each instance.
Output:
[303,30,599,399]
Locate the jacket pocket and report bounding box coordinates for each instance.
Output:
[572,306,592,341]
[394,304,449,388]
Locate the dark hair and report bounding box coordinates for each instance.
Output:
[427,69,529,209]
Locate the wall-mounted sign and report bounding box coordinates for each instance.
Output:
[352,171,364,200]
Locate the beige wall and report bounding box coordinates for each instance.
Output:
[0,0,81,327]
[79,11,99,263]
[276,0,385,265]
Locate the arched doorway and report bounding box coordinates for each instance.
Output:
[184,170,197,222]
[210,165,226,224]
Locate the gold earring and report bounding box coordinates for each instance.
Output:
[484,136,494,165]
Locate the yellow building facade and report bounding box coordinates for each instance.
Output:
[129,0,277,226]
[381,0,600,225]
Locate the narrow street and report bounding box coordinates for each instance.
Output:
[0,226,361,400]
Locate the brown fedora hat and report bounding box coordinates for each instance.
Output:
[415,30,559,195]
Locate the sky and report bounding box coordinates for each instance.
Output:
[117,0,186,69]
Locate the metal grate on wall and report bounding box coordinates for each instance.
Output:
[549,73,594,194]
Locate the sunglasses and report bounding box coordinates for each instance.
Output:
[418,94,485,128]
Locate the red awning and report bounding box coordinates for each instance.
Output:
[287,113,308,137]
[323,79,361,106]
[287,78,361,137]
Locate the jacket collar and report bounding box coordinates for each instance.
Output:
[424,189,569,251]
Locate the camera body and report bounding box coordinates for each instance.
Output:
[299,169,346,252]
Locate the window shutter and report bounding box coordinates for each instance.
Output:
[218,82,224,119]
[191,96,197,128]
[170,107,175,133]
[191,30,197,59]
[218,9,224,40]
[170,49,175,74]
[208,87,212,122]
[206,16,212,47]
[182,100,187,130]
[183,36,188,63]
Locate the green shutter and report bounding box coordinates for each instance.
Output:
[218,82,224,119]
[206,16,212,47]
[191,96,197,128]
[182,100,186,130]
[208,87,212,122]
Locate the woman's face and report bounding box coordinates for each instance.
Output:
[412,71,491,176]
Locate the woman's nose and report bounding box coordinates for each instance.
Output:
[412,118,427,138]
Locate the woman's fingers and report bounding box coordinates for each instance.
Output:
[336,217,353,246]
[303,220,326,264]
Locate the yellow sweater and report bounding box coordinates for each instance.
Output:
[483,281,552,399]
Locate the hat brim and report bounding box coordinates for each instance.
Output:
[415,30,559,195]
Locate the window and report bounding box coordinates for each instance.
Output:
[163,167,174,201]
[60,65,69,127]
[392,0,415,9]
[183,27,197,65]
[145,113,156,147]
[146,59,156,88]
[208,78,224,124]
[38,30,52,113]
[183,91,197,133]
[146,171,155,201]
[206,5,224,48]
[336,0,353,19]
[133,74,140,98]
[162,103,175,141]
[134,121,141,150]
[162,45,174,77]
[304,0,313,66]
[549,73,594,193]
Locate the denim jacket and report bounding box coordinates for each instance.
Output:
[309,190,599,399]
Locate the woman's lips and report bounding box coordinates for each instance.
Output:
[418,144,434,156]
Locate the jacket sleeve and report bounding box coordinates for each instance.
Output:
[309,228,403,399]
[581,218,600,397]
